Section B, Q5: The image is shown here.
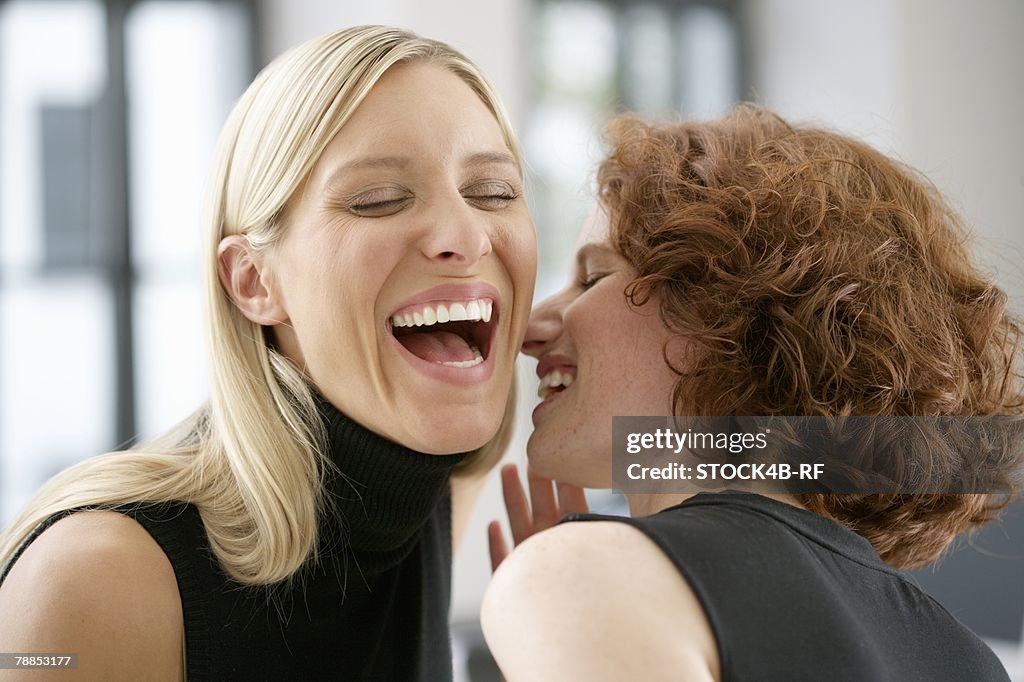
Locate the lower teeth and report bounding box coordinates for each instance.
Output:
[438,343,484,368]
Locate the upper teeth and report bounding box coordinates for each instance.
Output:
[538,369,574,398]
[392,298,494,328]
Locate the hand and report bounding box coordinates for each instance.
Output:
[487,463,589,571]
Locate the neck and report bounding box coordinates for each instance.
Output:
[625,493,691,517]
[625,490,807,517]
[314,394,469,571]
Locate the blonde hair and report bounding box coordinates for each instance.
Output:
[1,26,521,585]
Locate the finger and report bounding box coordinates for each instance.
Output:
[488,520,509,572]
[527,466,560,531]
[556,482,590,515]
[500,464,533,546]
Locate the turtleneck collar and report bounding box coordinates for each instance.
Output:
[314,394,470,574]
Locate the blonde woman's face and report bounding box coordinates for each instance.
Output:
[269,61,536,454]
[521,209,678,486]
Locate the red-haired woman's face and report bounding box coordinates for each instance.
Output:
[521,209,679,487]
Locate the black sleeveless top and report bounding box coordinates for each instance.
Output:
[565,492,1010,682]
[2,400,467,681]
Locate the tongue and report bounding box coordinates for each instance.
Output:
[397,330,477,364]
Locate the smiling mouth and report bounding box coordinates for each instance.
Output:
[390,298,498,368]
[538,368,574,400]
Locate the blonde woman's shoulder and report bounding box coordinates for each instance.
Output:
[482,519,720,682]
[0,510,183,680]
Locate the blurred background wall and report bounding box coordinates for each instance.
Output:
[1,0,1022,679]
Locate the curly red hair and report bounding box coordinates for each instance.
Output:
[597,105,1024,568]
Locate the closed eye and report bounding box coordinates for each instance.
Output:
[343,183,415,217]
[462,180,520,210]
[348,197,413,217]
[579,272,609,290]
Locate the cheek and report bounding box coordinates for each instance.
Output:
[282,239,381,353]
[493,220,538,345]
[567,289,635,361]
[571,292,677,412]
[500,220,538,289]
[629,314,679,413]
[292,260,353,321]
[518,220,539,271]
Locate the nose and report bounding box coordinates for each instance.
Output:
[420,195,493,267]
[521,292,564,358]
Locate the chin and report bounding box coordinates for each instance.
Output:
[524,435,566,478]
[416,430,494,456]
[527,436,609,488]
[412,408,503,455]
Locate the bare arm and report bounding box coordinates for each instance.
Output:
[481,520,720,682]
[0,512,183,681]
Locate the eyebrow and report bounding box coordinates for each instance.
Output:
[464,151,519,169]
[322,151,519,191]
[330,156,411,176]
[319,157,408,194]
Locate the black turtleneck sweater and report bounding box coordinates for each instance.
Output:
[3,400,467,681]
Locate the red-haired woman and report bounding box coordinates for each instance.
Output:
[484,106,1021,681]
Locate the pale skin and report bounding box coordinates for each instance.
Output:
[0,62,534,679]
[484,468,721,682]
[483,210,803,681]
[0,512,183,681]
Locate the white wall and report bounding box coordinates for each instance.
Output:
[257,0,531,125]
[746,0,1024,309]
[898,0,1024,304]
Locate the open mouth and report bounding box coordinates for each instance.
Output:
[390,298,498,368]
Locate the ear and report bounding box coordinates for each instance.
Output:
[217,235,289,326]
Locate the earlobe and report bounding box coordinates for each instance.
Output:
[217,235,289,326]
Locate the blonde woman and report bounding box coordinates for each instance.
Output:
[0,26,535,680]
